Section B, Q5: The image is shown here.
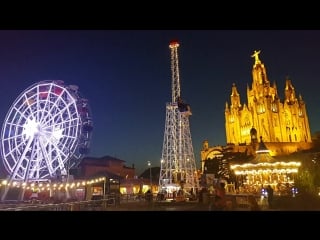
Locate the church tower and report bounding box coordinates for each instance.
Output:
[224,50,312,156]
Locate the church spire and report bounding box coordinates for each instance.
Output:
[285,77,296,104]
[231,83,241,108]
[225,101,229,112]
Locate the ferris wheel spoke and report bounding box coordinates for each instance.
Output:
[43,122,79,134]
[23,94,37,117]
[38,137,56,176]
[4,138,28,158]
[3,132,24,141]
[5,122,24,128]
[48,103,75,123]
[9,134,34,181]
[34,106,46,123]
[52,143,68,174]
[24,137,38,181]
[38,84,61,123]
[41,132,70,159]
[42,130,71,174]
[37,104,54,125]
[41,116,64,130]
[27,140,46,180]
[37,89,50,122]
[38,102,56,124]
[40,107,64,127]
[43,94,66,120]
[55,142,71,159]
[12,107,29,122]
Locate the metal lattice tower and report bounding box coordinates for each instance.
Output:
[159,40,199,193]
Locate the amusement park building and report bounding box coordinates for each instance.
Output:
[201,50,313,170]
[76,156,158,197]
[78,155,135,179]
[68,156,136,199]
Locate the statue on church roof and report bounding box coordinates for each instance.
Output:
[251,50,261,64]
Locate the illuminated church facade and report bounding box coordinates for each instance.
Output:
[225,50,312,152]
[201,50,313,172]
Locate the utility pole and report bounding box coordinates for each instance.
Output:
[148,161,152,192]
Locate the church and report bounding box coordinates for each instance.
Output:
[201,50,313,172]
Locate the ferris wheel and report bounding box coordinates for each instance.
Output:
[0,80,93,183]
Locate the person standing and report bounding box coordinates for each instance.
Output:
[215,182,226,210]
[266,185,274,209]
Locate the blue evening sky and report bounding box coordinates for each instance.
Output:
[0,30,319,175]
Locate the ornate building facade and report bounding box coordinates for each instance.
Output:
[224,50,312,155]
[201,50,313,174]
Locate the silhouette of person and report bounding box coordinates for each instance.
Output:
[266,185,274,208]
[215,182,226,210]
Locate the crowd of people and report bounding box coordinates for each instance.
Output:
[198,180,275,210]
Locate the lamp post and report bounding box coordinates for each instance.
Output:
[103,177,106,197]
[147,161,152,192]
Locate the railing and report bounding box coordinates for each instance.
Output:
[0,194,118,211]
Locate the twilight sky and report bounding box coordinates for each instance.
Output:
[0,30,320,175]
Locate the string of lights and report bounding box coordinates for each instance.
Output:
[0,177,106,192]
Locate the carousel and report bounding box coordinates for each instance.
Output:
[230,137,301,196]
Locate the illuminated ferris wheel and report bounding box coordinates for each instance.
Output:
[0,80,92,183]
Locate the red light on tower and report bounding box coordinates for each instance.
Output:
[169,40,179,48]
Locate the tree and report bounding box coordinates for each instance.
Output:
[294,152,320,194]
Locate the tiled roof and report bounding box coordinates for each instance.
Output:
[79,155,126,166]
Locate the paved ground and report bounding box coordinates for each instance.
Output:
[109,193,320,211]
[2,192,320,211]
[104,201,211,211]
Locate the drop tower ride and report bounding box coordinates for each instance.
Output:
[159,40,199,194]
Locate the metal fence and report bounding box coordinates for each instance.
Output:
[0,194,118,211]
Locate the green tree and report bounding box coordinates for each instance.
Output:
[294,152,320,194]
